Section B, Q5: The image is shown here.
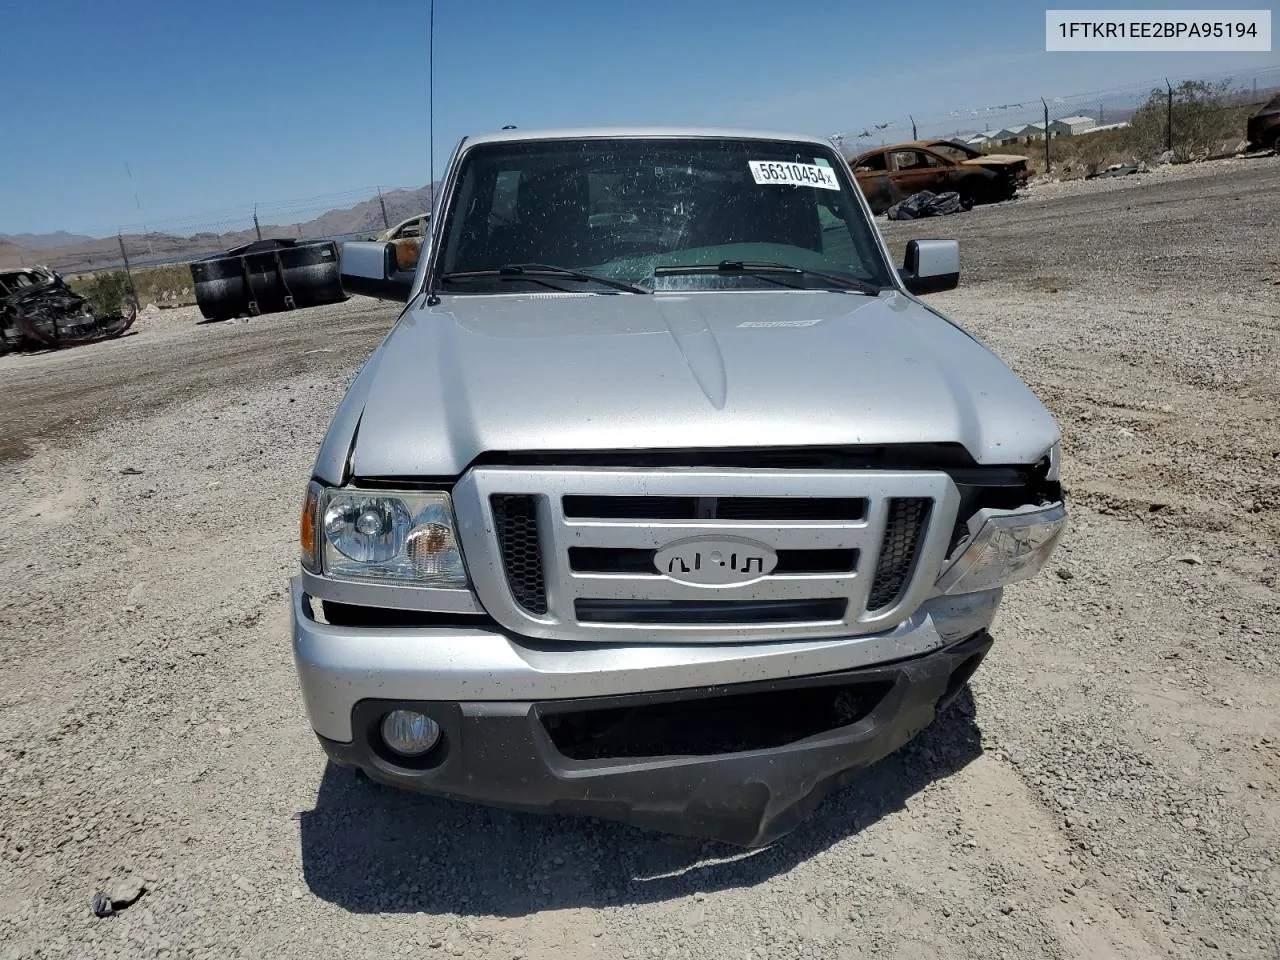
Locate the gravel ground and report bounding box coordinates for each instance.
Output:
[1,157,1277,960]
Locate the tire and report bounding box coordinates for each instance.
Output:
[957,176,986,208]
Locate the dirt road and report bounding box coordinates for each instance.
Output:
[1,157,1277,960]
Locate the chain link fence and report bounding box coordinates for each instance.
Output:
[830,64,1280,178]
[8,65,1277,315]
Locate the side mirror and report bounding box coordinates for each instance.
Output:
[339,241,415,302]
[899,238,960,295]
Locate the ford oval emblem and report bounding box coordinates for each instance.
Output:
[653,536,778,586]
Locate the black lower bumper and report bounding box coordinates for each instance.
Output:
[318,631,992,847]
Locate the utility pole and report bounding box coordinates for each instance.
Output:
[1165,79,1174,153]
[117,233,139,310]
[253,204,263,241]
[910,115,917,139]
[378,188,390,230]
[1042,98,1051,174]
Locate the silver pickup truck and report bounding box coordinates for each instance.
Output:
[291,126,1066,847]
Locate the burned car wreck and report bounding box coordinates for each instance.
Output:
[0,266,137,355]
[850,139,1031,215]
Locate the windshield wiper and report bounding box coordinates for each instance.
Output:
[441,263,650,294]
[653,260,883,296]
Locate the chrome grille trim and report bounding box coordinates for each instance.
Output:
[452,467,960,644]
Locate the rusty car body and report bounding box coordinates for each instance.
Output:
[378,212,431,272]
[0,265,137,354]
[1245,93,1280,153]
[849,139,1031,215]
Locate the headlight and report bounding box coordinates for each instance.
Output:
[936,502,1066,595]
[308,486,468,587]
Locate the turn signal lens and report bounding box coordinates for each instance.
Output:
[300,480,323,573]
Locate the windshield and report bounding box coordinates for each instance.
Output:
[434,137,893,294]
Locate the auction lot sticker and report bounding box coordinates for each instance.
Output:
[749,161,841,190]
[1046,9,1271,50]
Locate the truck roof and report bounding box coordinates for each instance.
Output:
[459,126,838,149]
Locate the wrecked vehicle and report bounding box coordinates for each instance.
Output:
[0,265,137,354]
[850,139,1031,215]
[378,213,431,273]
[291,126,1067,847]
[189,238,346,322]
[378,213,430,242]
[1245,93,1280,153]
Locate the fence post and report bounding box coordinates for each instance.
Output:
[116,233,139,311]
[378,188,390,230]
[1165,79,1174,153]
[1042,98,1051,174]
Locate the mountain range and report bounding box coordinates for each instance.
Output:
[0,185,436,274]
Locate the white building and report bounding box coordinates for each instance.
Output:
[964,130,1001,146]
[1074,121,1132,136]
[1048,115,1098,136]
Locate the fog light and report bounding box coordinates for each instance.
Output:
[380,710,441,757]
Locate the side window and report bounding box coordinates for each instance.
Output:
[930,145,970,163]
[491,170,520,224]
[854,152,887,172]
[891,150,929,171]
[816,199,857,264]
[587,172,621,218]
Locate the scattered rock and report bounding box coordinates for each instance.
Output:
[1056,568,1075,581]
[93,876,146,916]
[1173,553,1204,565]
[91,892,114,918]
[119,466,144,475]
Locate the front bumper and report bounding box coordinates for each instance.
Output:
[317,631,992,847]
[291,577,1001,742]
[290,578,1001,845]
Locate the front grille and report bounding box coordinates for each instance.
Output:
[562,495,866,521]
[468,467,952,643]
[490,494,548,616]
[575,598,848,625]
[867,498,931,611]
[567,547,858,575]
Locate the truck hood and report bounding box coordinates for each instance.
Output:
[337,290,1059,479]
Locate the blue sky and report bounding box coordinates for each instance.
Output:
[2,0,1275,236]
